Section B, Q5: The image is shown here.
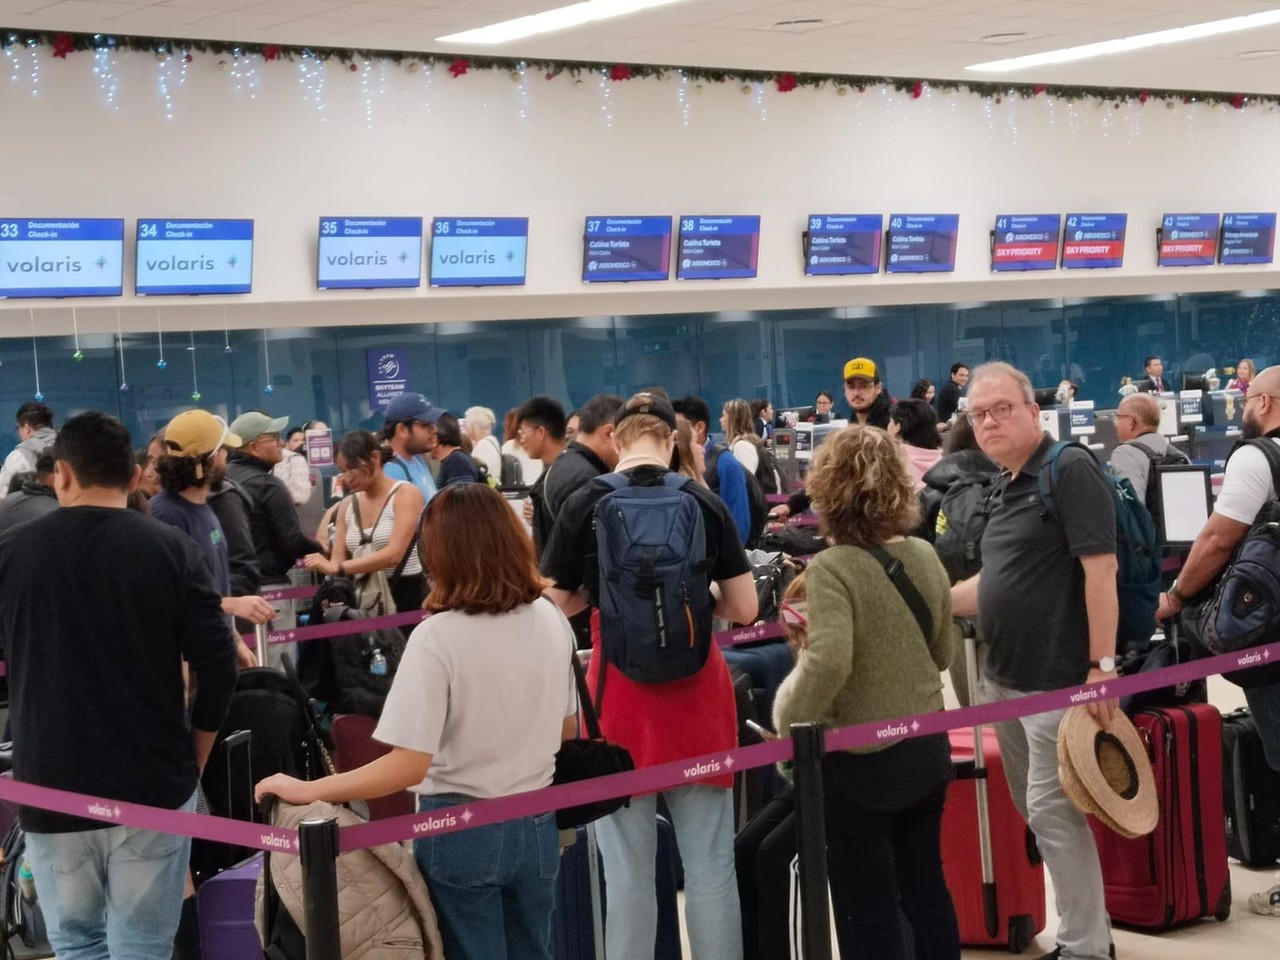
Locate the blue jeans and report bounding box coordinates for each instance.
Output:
[595,785,742,960]
[25,792,197,960]
[413,794,560,960]
[1245,676,1280,772]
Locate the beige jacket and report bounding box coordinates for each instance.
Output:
[257,799,445,960]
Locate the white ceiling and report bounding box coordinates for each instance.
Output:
[7,0,1280,94]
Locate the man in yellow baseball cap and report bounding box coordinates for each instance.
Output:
[843,357,892,428]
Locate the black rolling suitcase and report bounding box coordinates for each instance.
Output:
[1222,708,1280,865]
[553,817,682,960]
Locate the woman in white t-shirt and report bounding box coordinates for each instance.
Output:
[257,483,578,960]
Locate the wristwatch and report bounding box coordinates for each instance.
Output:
[1090,656,1116,673]
[1168,580,1188,605]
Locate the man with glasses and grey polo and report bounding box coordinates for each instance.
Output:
[227,411,324,665]
[951,361,1119,960]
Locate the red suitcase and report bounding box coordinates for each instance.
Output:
[1090,704,1232,928]
[942,727,1047,952]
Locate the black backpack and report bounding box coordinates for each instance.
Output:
[932,474,1000,585]
[1121,441,1190,536]
[0,818,49,956]
[755,445,781,496]
[296,578,408,718]
[705,443,767,547]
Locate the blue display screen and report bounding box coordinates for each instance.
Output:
[582,217,672,283]
[429,217,528,287]
[805,215,882,276]
[677,216,760,280]
[991,214,1060,272]
[136,219,254,295]
[1220,213,1277,265]
[1061,214,1127,269]
[885,214,959,273]
[0,218,124,299]
[1158,213,1219,267]
[317,217,423,289]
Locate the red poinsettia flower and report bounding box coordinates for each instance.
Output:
[449,57,470,78]
[1138,90,1149,105]
[1232,94,1247,109]
[775,72,798,93]
[912,81,924,99]
[263,44,281,62]
[609,64,632,82]
[51,33,74,58]
[1033,84,1046,96]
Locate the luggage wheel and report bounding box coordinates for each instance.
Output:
[1008,913,1036,953]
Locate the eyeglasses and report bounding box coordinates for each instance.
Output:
[965,401,1028,427]
[1244,393,1280,405]
[780,600,808,628]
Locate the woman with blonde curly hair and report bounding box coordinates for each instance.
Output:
[774,425,959,960]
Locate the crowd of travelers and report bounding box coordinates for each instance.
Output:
[0,349,1276,960]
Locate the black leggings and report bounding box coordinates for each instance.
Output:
[734,786,796,960]
[823,736,960,960]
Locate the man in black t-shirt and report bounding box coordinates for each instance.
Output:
[542,393,623,521]
[935,362,969,424]
[516,396,568,553]
[952,362,1118,960]
[0,412,237,960]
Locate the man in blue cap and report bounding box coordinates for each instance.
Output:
[381,392,443,505]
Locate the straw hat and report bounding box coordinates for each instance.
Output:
[1057,707,1158,839]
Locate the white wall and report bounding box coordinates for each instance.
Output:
[4,49,1280,337]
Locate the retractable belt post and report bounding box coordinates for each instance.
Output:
[790,721,833,960]
[299,816,342,960]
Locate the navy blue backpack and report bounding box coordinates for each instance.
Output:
[593,472,714,696]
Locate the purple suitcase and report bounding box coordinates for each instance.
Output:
[197,854,263,960]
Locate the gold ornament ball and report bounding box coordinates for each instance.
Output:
[837,86,848,96]
[511,71,521,82]
[407,61,420,74]
[695,83,704,94]
[575,78,583,87]
[741,84,751,95]
[218,60,228,71]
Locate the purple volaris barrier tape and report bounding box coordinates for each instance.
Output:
[241,609,429,647]
[336,638,1280,852]
[2,641,1275,851]
[0,777,299,854]
[242,609,790,650]
[261,585,320,603]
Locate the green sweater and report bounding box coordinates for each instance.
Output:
[774,539,954,754]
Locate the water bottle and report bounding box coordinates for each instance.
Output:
[18,861,36,904]
[369,648,388,678]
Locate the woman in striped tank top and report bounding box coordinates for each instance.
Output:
[304,431,427,613]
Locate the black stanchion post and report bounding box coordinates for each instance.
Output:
[299,817,342,960]
[791,721,832,960]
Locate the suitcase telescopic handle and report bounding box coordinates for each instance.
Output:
[963,626,999,937]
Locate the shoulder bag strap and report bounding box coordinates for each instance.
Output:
[389,503,427,590]
[570,651,604,740]
[866,545,934,640]
[1239,436,1280,496]
[345,493,371,546]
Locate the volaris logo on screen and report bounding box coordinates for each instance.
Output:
[429,217,528,287]
[135,219,254,295]
[0,219,124,299]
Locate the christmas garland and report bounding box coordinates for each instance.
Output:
[0,27,1273,110]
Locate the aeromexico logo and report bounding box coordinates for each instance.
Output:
[412,808,473,835]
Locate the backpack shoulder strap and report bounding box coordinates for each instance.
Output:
[597,472,631,493]
[662,472,694,493]
[1231,437,1280,496]
[866,546,933,639]
[1036,440,1090,521]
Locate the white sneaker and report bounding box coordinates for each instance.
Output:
[1248,880,1280,917]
